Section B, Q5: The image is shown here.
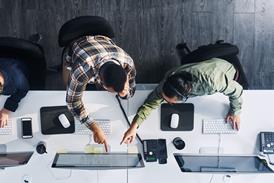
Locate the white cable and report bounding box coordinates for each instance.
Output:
[47,156,72,180]
[267,154,274,165]
[208,133,221,183]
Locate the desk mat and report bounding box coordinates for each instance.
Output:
[40,106,75,135]
[160,103,194,131]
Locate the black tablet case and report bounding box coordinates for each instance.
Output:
[40,106,75,135]
[160,103,194,131]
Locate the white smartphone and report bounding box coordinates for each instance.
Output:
[21,117,33,139]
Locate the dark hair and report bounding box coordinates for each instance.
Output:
[100,62,127,93]
[0,82,3,94]
[162,71,194,99]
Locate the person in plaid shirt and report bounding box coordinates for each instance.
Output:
[63,35,136,151]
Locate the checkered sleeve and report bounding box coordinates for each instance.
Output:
[66,64,93,126]
[128,65,136,98]
[119,57,136,99]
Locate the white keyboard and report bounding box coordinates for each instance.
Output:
[203,119,237,134]
[74,119,111,136]
[0,121,12,135]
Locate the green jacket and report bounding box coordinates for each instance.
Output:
[134,58,243,126]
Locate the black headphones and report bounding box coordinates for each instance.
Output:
[165,81,185,98]
[164,72,191,101]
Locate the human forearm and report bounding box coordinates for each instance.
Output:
[133,89,164,126]
[66,73,90,122]
[220,80,243,115]
[229,96,242,115]
[4,89,28,112]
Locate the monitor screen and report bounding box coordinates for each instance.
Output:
[0,152,33,168]
[174,154,273,173]
[52,153,145,170]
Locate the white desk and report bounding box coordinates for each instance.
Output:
[0,90,274,183]
[0,91,130,183]
[128,90,274,183]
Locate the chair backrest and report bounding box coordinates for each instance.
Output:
[0,37,47,89]
[176,40,249,89]
[58,16,115,47]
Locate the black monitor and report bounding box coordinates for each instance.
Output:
[52,152,145,170]
[174,153,274,173]
[0,152,33,169]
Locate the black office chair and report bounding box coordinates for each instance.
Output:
[58,16,114,65]
[0,37,47,89]
[176,40,249,89]
[58,16,114,48]
[58,16,115,90]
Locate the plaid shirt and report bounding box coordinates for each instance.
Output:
[65,35,136,127]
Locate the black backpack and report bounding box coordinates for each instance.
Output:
[176,40,249,89]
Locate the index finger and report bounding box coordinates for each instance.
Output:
[120,138,125,145]
[103,140,109,152]
[120,134,128,145]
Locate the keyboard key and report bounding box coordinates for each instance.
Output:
[0,121,12,135]
[203,119,237,134]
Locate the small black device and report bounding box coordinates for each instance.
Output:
[36,141,47,154]
[173,137,185,150]
[143,140,158,162]
[260,132,274,154]
[143,139,168,164]
[21,117,33,139]
[157,139,168,164]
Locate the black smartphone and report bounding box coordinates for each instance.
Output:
[21,117,33,139]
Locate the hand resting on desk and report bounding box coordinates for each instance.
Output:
[226,113,240,130]
[0,108,9,128]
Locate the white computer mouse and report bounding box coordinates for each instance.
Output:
[58,114,71,128]
[170,113,179,129]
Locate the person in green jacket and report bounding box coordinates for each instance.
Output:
[121,58,243,144]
